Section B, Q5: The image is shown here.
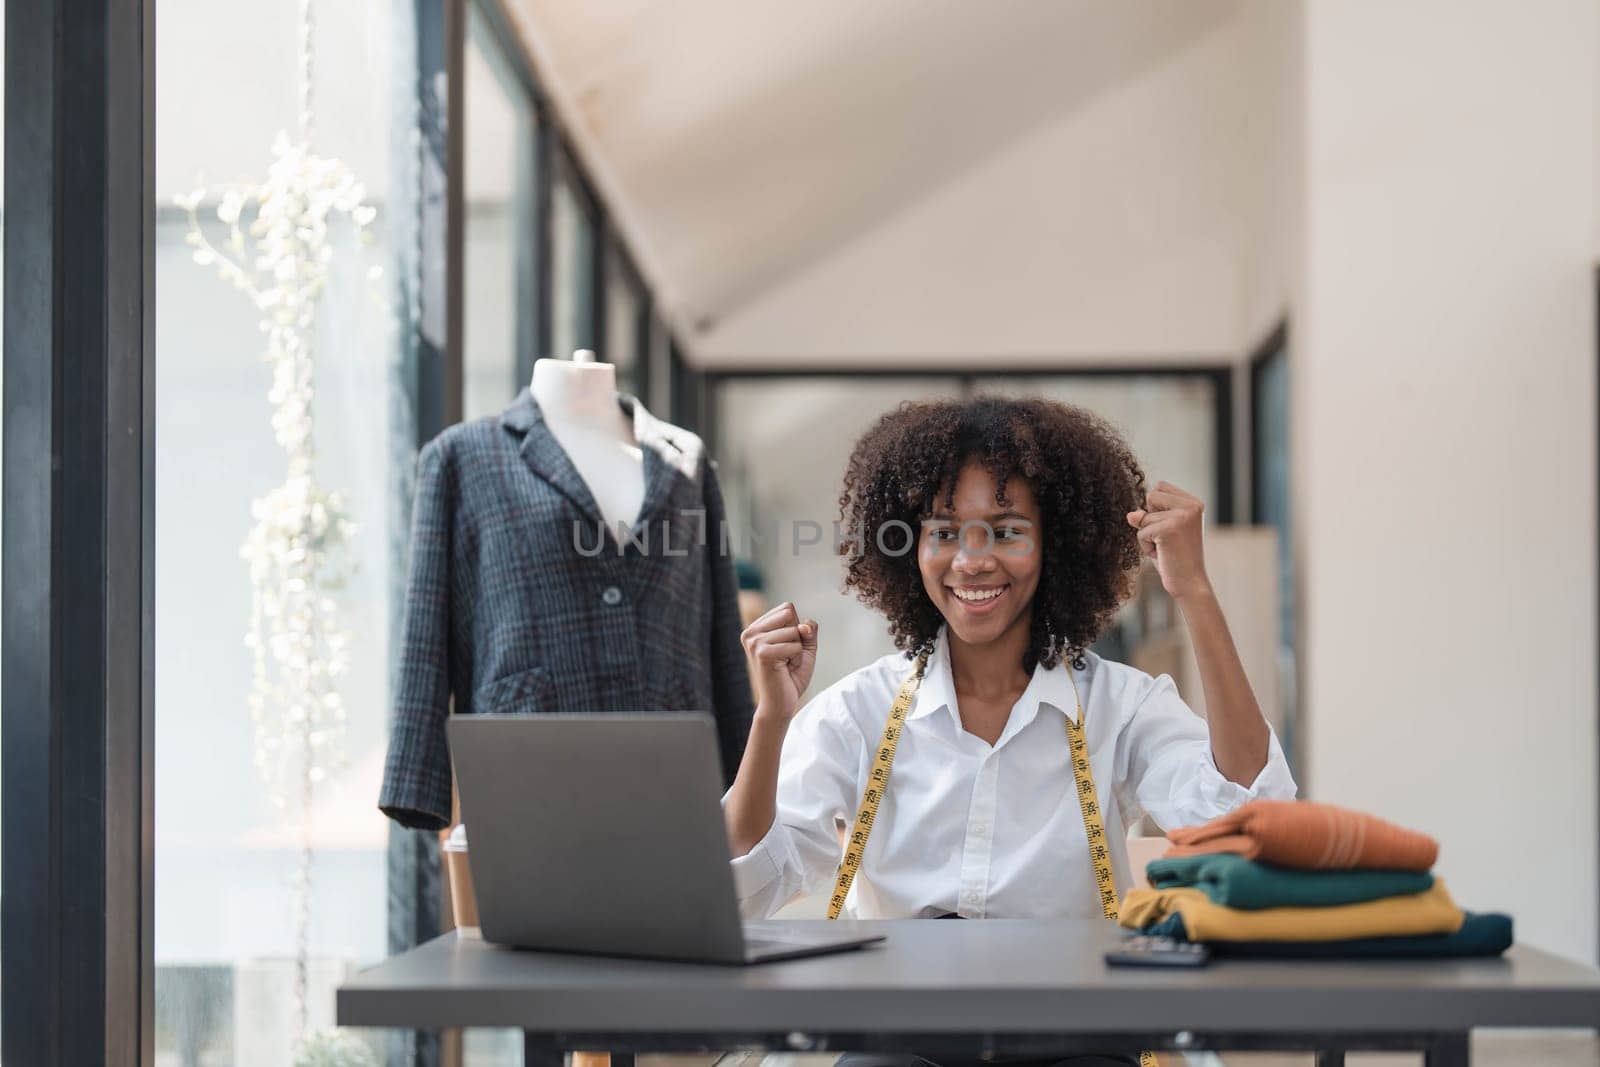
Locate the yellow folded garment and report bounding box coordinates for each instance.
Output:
[1118,880,1465,942]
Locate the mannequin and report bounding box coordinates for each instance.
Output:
[530,349,645,534]
[383,339,754,826]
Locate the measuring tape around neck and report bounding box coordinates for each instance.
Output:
[827,654,1159,1067]
[826,653,927,920]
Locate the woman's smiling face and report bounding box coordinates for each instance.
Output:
[918,462,1043,650]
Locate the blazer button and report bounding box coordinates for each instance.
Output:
[601,585,624,606]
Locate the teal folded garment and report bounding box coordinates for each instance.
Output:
[1145,853,1434,910]
[1142,911,1513,959]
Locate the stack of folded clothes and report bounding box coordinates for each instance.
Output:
[1118,800,1513,958]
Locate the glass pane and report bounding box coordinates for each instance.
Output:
[717,374,1222,698]
[1254,349,1292,648]
[156,1,398,1061]
[1253,344,1297,773]
[550,171,596,360]
[972,375,1218,505]
[463,5,538,422]
[714,377,964,694]
[603,251,642,396]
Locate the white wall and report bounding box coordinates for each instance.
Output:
[1297,0,1599,962]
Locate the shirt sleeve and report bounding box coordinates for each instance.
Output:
[1113,672,1297,833]
[725,693,864,918]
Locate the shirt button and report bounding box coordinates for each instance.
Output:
[601,585,623,606]
[973,823,989,837]
[963,891,980,905]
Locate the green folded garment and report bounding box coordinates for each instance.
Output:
[1145,853,1434,910]
[1141,911,1512,959]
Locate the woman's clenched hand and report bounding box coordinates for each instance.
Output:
[740,601,820,723]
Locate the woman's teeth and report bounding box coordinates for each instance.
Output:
[952,586,1006,602]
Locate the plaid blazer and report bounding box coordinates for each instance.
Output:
[378,389,754,830]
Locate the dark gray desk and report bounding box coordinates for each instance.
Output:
[338,920,1600,1067]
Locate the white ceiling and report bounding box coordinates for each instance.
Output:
[501,0,1287,364]
[154,0,1292,365]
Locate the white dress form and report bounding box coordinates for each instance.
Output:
[530,350,646,532]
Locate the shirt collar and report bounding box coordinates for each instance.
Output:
[907,627,1084,734]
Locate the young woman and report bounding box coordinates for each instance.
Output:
[723,395,1296,925]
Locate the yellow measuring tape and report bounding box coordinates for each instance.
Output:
[827,654,927,920]
[828,656,1159,1067]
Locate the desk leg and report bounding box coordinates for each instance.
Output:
[520,1037,636,1067]
[1423,1032,1470,1066]
[1314,1051,1344,1067]
[523,1034,565,1067]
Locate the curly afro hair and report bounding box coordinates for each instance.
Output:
[837,394,1146,673]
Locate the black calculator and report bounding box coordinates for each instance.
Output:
[1105,935,1212,968]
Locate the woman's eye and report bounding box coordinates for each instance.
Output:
[931,527,956,542]
[995,528,1015,541]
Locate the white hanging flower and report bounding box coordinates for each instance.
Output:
[180,3,397,1047]
[217,188,246,226]
[178,118,379,851]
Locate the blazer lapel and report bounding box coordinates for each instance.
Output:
[500,389,607,529]
[500,389,703,538]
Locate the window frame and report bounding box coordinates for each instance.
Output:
[468,0,673,400]
[3,0,156,1062]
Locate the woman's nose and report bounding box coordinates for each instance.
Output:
[952,541,996,573]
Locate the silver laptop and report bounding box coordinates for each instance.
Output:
[447,712,885,964]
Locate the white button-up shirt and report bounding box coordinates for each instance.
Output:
[729,627,1297,920]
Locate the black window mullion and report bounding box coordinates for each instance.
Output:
[382,3,460,1066]
[3,0,155,1063]
[635,291,653,406]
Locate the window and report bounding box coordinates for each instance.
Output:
[152,3,666,1061]
[712,376,964,691]
[603,244,646,398]
[1251,327,1296,773]
[549,157,598,360]
[711,372,1227,696]
[973,374,1221,506]
[462,2,539,422]
[155,2,399,1061]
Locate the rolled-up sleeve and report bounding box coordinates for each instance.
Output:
[725,693,863,918]
[1115,673,1297,832]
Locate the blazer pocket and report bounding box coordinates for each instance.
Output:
[472,665,552,715]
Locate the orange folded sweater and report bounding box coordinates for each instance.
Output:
[1165,800,1438,872]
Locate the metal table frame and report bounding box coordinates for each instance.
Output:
[524,1029,1471,1067]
